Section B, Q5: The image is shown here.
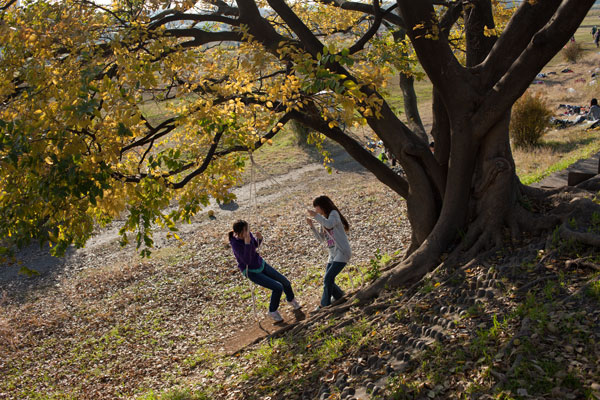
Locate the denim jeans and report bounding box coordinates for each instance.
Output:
[321,261,346,307]
[246,262,295,312]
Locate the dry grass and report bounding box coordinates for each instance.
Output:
[562,41,585,63]
[512,41,600,179]
[534,52,600,111]
[513,125,600,179]
[0,315,19,352]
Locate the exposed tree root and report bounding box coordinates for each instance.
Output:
[559,224,600,247]
[517,276,556,294]
[353,246,440,304]
[559,275,600,304]
[576,175,600,192]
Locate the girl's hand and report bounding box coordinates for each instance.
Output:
[307,209,317,217]
[255,231,263,241]
[306,217,314,226]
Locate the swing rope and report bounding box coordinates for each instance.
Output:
[245,153,260,322]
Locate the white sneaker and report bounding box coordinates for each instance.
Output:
[287,298,302,310]
[268,310,283,322]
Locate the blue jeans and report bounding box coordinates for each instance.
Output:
[246,262,295,312]
[321,262,346,307]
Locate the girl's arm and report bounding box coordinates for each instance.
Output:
[310,224,326,242]
[241,234,258,263]
[314,210,341,229]
[254,232,263,247]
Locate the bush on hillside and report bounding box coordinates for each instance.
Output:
[562,41,584,63]
[510,91,552,148]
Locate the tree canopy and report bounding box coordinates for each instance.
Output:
[0,0,416,255]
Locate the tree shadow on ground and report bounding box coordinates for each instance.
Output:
[0,243,77,304]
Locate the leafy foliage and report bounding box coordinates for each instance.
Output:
[0,0,415,255]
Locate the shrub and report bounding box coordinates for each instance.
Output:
[562,41,584,63]
[510,91,553,148]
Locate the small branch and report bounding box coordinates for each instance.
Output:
[559,275,600,304]
[171,128,225,189]
[120,117,177,155]
[149,12,239,30]
[348,0,382,55]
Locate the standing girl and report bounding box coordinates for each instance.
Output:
[306,196,351,309]
[229,220,301,322]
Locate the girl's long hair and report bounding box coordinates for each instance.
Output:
[312,196,349,232]
[229,220,248,240]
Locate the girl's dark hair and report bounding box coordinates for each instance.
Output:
[313,196,349,232]
[229,220,248,239]
[592,98,598,106]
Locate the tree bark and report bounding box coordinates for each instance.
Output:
[391,29,427,142]
[399,73,427,142]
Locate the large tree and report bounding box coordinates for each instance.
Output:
[0,0,595,296]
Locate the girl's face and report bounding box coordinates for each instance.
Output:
[314,205,325,216]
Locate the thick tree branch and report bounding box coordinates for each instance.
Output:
[164,29,242,47]
[292,109,410,198]
[396,0,469,112]
[265,0,325,57]
[235,0,293,52]
[0,0,17,12]
[474,0,595,137]
[463,0,496,67]
[201,0,240,16]
[348,0,382,55]
[149,12,239,30]
[479,0,562,85]
[439,1,462,35]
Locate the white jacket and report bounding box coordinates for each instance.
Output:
[310,210,352,263]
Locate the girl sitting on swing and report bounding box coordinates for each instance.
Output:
[229,220,301,322]
[306,195,352,310]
